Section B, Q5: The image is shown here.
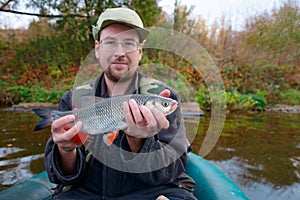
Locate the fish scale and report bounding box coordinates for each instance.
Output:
[74,95,156,134]
[33,94,178,134]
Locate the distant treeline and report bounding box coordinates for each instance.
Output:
[0,0,299,111]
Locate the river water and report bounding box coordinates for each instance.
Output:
[0,110,299,199]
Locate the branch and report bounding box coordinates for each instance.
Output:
[1,0,15,10]
[0,8,88,18]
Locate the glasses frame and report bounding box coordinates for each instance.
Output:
[99,38,141,53]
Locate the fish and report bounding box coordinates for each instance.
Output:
[33,94,178,135]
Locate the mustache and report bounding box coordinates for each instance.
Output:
[111,59,128,64]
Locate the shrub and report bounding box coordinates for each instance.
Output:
[278,89,300,105]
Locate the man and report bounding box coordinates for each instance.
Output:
[45,7,196,199]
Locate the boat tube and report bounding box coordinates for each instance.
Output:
[0,152,248,199]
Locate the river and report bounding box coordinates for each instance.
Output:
[0,110,299,199]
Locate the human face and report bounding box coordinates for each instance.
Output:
[95,24,142,82]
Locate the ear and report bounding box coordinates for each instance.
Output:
[138,45,143,61]
[95,40,100,59]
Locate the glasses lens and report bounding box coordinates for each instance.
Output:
[102,39,117,50]
[101,39,139,52]
[123,40,137,52]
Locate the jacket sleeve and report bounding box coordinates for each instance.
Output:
[44,90,87,185]
[44,139,87,185]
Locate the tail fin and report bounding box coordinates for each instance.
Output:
[32,108,52,131]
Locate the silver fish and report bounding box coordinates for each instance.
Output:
[33,94,178,134]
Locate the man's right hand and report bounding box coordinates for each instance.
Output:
[51,115,83,174]
[51,115,83,153]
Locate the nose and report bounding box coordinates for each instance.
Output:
[114,43,126,57]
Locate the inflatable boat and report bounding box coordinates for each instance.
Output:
[0,152,248,199]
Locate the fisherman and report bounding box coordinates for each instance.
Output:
[44,7,197,199]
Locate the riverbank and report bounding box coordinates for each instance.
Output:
[265,104,300,113]
[2,102,58,111]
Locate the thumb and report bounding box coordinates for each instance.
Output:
[162,120,169,130]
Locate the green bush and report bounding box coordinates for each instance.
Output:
[195,85,210,110]
[227,89,267,112]
[278,89,300,105]
[197,87,267,112]
[6,84,63,104]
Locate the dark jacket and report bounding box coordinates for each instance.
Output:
[44,73,193,198]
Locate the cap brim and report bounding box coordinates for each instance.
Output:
[92,20,150,42]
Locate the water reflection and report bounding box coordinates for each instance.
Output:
[0,150,44,186]
[187,113,300,200]
[0,110,299,200]
[0,111,49,191]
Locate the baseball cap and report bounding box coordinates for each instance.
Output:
[92,7,150,42]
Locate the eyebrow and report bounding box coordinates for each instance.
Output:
[102,36,137,41]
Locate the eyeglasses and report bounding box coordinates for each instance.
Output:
[99,38,140,53]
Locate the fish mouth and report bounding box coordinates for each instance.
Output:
[171,100,178,108]
[168,100,178,114]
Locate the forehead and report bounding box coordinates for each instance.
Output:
[100,23,140,40]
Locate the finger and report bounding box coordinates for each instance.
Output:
[159,89,170,98]
[52,115,75,133]
[61,121,83,141]
[151,108,169,130]
[139,105,153,126]
[128,99,144,125]
[162,120,169,130]
[123,101,135,125]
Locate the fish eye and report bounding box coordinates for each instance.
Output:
[162,101,170,107]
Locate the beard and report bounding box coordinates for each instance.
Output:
[104,66,135,83]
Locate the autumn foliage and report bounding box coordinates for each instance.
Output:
[0,0,299,110]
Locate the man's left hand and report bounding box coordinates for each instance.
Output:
[122,89,171,138]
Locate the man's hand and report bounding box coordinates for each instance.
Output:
[51,115,83,174]
[122,89,171,138]
[51,115,83,152]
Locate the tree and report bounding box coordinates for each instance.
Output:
[243,0,300,67]
[173,0,194,32]
[125,0,162,27]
